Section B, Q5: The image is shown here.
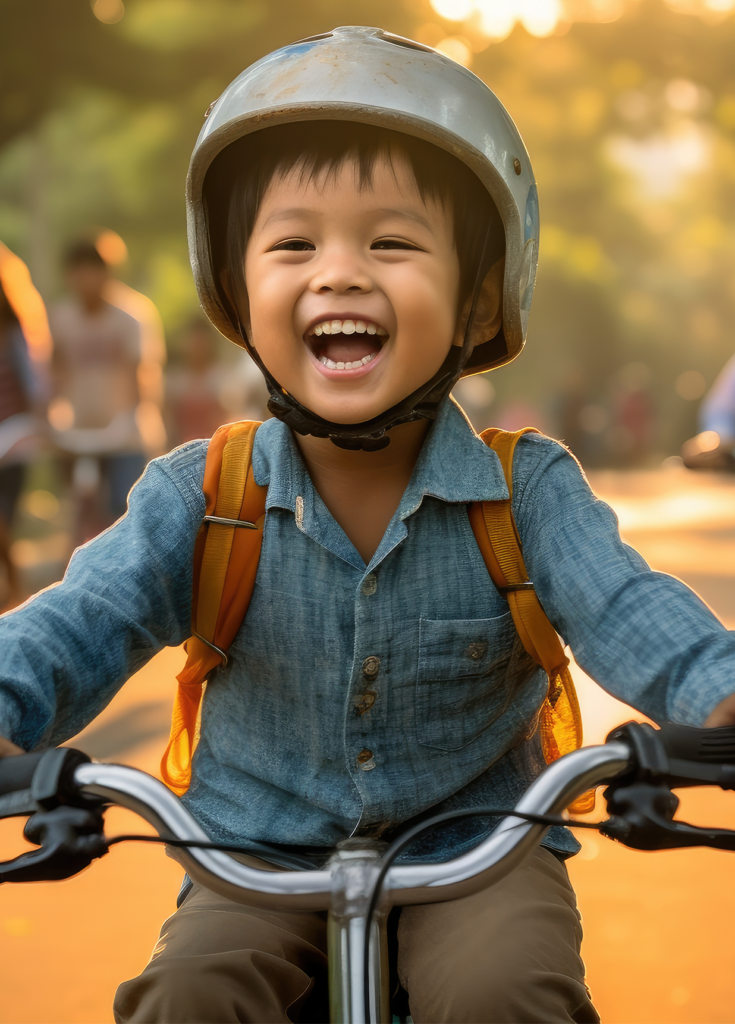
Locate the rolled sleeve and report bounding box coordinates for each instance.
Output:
[513,435,735,726]
[0,443,206,750]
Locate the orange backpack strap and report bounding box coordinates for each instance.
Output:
[468,427,594,813]
[161,420,267,795]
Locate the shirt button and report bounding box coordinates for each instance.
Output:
[362,655,380,680]
[356,748,376,771]
[361,573,378,596]
[354,691,376,715]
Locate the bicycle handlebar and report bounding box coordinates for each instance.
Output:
[657,721,735,765]
[0,751,44,798]
[0,742,631,908]
[3,720,735,906]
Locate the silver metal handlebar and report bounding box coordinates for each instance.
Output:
[73,741,631,911]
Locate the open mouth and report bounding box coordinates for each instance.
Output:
[305,318,388,371]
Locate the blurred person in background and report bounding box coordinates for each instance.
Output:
[682,351,735,470]
[607,363,655,468]
[165,316,229,446]
[0,281,46,606]
[97,229,168,461]
[48,241,156,544]
[166,315,269,446]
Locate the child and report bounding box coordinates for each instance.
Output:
[2,26,735,1024]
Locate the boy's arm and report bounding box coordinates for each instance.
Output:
[512,435,735,727]
[0,446,205,752]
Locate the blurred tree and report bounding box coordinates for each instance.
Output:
[460,4,735,462]
[0,0,416,148]
[2,0,735,460]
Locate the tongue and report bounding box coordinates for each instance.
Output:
[321,334,379,363]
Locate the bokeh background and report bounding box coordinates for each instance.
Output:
[1,1,735,1022]
[5,0,735,463]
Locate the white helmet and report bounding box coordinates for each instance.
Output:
[186,26,539,444]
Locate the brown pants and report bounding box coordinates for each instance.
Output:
[114,847,598,1024]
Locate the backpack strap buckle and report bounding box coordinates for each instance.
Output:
[191,629,229,667]
[497,581,535,594]
[203,515,258,529]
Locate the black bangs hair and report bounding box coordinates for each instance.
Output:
[203,121,505,330]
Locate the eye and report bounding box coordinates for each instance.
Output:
[371,238,424,251]
[270,239,315,252]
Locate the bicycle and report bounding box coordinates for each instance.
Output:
[2,719,735,1024]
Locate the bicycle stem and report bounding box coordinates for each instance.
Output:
[73,745,631,1024]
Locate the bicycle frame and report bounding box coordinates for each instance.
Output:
[72,741,631,1024]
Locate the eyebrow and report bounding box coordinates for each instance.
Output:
[372,207,434,232]
[260,205,436,232]
[260,207,316,227]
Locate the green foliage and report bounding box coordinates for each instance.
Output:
[122,0,267,52]
[2,0,735,460]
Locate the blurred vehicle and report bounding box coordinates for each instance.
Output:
[681,353,735,471]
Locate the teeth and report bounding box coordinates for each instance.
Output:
[319,352,377,370]
[309,319,386,337]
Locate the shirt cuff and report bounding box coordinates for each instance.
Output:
[669,671,735,727]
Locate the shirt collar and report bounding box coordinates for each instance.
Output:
[252,394,509,516]
[252,416,304,513]
[396,395,509,519]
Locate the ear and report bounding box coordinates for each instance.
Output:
[468,257,504,350]
[455,257,504,349]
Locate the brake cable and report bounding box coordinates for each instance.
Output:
[105,834,281,853]
[355,806,603,1023]
[107,807,602,853]
[106,808,604,1024]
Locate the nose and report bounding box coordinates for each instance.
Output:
[308,244,373,296]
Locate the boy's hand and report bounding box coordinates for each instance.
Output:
[0,735,24,757]
[704,693,735,728]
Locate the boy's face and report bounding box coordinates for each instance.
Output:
[243,153,461,425]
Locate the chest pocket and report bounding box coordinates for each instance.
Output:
[416,614,525,752]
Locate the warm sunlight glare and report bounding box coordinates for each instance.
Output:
[431,0,565,35]
[430,0,734,38]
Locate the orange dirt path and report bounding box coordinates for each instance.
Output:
[1,466,734,1023]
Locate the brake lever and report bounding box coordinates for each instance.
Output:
[600,781,735,852]
[0,805,109,882]
[0,746,109,883]
[600,722,735,853]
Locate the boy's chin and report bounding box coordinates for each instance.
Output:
[304,403,386,426]
[298,390,413,428]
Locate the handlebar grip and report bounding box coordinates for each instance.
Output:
[657,722,735,765]
[0,753,45,798]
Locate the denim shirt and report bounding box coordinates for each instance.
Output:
[1,398,734,862]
